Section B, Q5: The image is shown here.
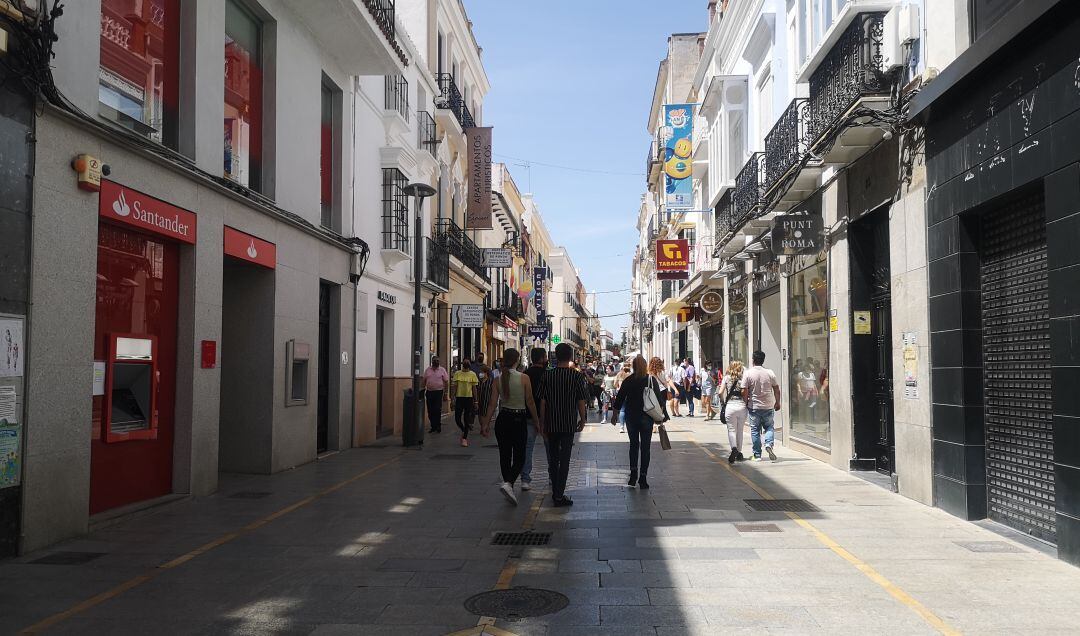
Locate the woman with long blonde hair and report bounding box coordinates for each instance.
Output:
[720,360,748,463]
[611,356,669,489]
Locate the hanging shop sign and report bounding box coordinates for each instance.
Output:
[771,213,824,256]
[728,285,747,313]
[99,179,197,244]
[501,315,518,330]
[676,307,696,323]
[481,248,513,268]
[451,304,484,329]
[528,326,549,342]
[657,271,689,281]
[224,226,276,269]
[465,126,493,229]
[533,267,547,317]
[656,239,690,271]
[700,290,724,314]
[663,104,695,210]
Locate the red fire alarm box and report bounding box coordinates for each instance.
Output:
[102,333,159,443]
[201,340,217,369]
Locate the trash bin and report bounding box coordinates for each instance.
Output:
[402,388,424,447]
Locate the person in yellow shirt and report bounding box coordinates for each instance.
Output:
[451,359,479,447]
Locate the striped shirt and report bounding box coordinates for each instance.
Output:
[537,367,591,433]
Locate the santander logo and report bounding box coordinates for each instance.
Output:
[246,240,258,259]
[113,190,131,217]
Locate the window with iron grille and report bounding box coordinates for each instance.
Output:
[382,168,410,253]
[384,75,409,122]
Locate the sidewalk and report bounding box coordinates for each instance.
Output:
[4,411,1080,635]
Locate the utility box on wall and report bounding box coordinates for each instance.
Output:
[285,340,310,406]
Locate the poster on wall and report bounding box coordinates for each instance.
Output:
[0,386,20,487]
[465,127,493,229]
[903,332,919,399]
[663,104,695,210]
[0,317,23,378]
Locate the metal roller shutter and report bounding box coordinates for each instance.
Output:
[980,192,1055,542]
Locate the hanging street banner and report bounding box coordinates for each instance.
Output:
[465,126,493,229]
[656,239,690,272]
[481,248,512,268]
[533,267,547,317]
[527,326,549,342]
[663,104,695,210]
[771,213,825,256]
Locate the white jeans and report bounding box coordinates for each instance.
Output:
[724,400,748,452]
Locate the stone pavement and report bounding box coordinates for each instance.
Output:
[5,411,1080,635]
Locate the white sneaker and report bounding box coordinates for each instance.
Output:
[500,482,518,505]
[619,424,626,433]
[521,481,532,491]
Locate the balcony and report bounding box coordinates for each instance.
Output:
[713,191,733,249]
[731,153,765,230]
[566,293,588,318]
[296,0,405,75]
[805,12,892,158]
[384,75,409,122]
[647,135,664,185]
[764,98,808,195]
[434,218,490,284]
[487,283,523,321]
[423,237,449,292]
[434,73,475,133]
[417,110,438,157]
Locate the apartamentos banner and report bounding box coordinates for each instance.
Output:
[663,104,694,210]
[466,126,493,229]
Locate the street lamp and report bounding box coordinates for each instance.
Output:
[403,182,437,448]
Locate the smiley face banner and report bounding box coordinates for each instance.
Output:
[663,104,695,210]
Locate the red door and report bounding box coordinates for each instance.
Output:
[90,223,179,515]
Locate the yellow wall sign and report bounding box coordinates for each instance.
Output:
[853,310,871,335]
[829,316,839,332]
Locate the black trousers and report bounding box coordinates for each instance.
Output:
[454,397,473,438]
[494,410,528,484]
[545,431,575,500]
[626,410,654,477]
[425,390,443,431]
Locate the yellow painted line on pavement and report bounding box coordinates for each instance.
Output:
[690,436,961,636]
[20,452,404,634]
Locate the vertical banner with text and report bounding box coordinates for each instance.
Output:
[533,267,546,318]
[663,104,695,210]
[466,126,493,229]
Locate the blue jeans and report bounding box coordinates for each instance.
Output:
[749,409,776,457]
[521,419,545,483]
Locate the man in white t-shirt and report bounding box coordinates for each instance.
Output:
[669,361,686,417]
[743,350,781,461]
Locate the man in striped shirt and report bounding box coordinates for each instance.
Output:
[538,343,590,507]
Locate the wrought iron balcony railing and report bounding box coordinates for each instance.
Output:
[488,283,523,319]
[435,73,476,130]
[382,168,410,253]
[764,98,808,192]
[362,0,396,41]
[806,12,889,145]
[384,75,409,122]
[713,191,733,243]
[417,110,437,155]
[731,152,765,230]
[424,237,449,291]
[434,218,489,282]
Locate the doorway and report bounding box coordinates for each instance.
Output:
[317,281,332,453]
[375,308,391,437]
[850,205,894,474]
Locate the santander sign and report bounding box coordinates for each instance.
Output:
[99,180,197,244]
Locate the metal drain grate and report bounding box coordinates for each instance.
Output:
[430,454,473,460]
[228,491,272,499]
[735,523,782,533]
[30,551,106,565]
[464,588,569,620]
[491,531,552,546]
[954,541,1024,553]
[744,499,819,513]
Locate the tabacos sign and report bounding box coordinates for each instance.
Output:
[656,239,689,271]
[99,179,197,244]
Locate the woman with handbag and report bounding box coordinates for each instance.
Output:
[610,356,669,489]
[719,360,748,464]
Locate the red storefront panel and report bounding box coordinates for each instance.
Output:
[223,225,275,269]
[99,179,197,244]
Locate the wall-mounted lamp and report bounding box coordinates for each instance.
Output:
[347,236,370,283]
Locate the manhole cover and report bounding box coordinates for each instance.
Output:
[30,551,106,565]
[744,499,819,513]
[955,541,1023,553]
[464,588,569,620]
[491,531,552,546]
[228,491,272,499]
[430,454,473,460]
[735,523,782,533]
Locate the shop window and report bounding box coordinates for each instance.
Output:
[224,0,263,191]
[970,0,1012,41]
[321,76,342,231]
[729,293,748,367]
[99,0,180,146]
[787,256,830,448]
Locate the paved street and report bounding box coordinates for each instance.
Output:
[5,412,1080,635]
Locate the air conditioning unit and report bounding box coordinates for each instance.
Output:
[882,4,920,72]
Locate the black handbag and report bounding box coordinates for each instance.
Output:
[718,379,738,425]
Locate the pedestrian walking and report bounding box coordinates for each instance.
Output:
[614,363,632,433]
[684,358,698,417]
[520,348,550,491]
[537,343,590,507]
[482,349,541,506]
[744,350,782,461]
[700,361,716,421]
[611,356,669,490]
[450,359,479,447]
[421,357,449,433]
[666,360,685,417]
[476,364,494,438]
[719,360,748,463]
[601,365,618,424]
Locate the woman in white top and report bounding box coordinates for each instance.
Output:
[719,360,748,464]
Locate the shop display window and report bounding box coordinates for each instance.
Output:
[99,0,180,144]
[729,293,748,367]
[787,256,830,448]
[224,0,263,190]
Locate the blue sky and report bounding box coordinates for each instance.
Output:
[464,0,706,340]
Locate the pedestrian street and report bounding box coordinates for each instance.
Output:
[6,410,1080,635]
